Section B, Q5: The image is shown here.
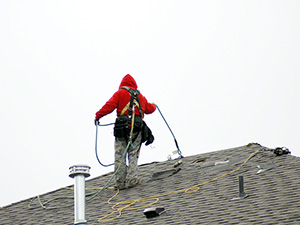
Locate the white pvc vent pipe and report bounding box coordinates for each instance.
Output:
[69,165,91,225]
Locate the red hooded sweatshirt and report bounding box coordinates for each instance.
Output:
[95,74,156,120]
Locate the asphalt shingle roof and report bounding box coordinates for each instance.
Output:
[1,143,300,224]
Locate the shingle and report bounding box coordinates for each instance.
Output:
[1,144,300,224]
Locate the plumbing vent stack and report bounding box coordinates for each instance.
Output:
[69,165,91,225]
[238,176,247,198]
[232,176,248,200]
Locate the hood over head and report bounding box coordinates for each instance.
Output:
[119,74,138,90]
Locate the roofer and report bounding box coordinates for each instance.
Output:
[94,74,156,189]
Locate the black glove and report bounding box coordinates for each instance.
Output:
[94,118,99,126]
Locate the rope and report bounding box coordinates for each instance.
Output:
[98,123,115,126]
[95,124,114,167]
[97,147,264,223]
[95,101,137,167]
[29,105,182,210]
[28,116,139,210]
[28,140,133,210]
[155,105,182,156]
[95,104,183,167]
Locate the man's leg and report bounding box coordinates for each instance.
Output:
[114,137,127,189]
[127,132,142,187]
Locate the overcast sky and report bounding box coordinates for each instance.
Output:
[1,0,299,207]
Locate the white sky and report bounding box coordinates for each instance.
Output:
[1,0,299,207]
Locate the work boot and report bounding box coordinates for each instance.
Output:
[114,182,126,190]
[127,178,141,188]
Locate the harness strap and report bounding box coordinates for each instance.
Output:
[120,100,140,116]
[118,86,144,144]
[120,86,143,117]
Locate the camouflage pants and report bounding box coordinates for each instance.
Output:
[114,131,142,188]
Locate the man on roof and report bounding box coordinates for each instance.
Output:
[95,74,156,189]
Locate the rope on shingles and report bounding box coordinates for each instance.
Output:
[97,147,265,223]
[28,140,133,210]
[28,115,141,210]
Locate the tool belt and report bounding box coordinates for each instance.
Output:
[113,115,143,138]
[114,86,154,145]
[114,115,154,146]
[141,120,154,146]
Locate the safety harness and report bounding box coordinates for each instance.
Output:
[114,86,154,147]
[120,86,143,118]
[113,86,143,142]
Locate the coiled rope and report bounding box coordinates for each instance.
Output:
[97,147,264,223]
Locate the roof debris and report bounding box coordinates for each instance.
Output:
[192,158,207,164]
[143,207,166,218]
[214,159,229,166]
[256,162,277,174]
[150,168,181,181]
[273,147,291,156]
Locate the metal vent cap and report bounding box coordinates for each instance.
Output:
[69,165,91,178]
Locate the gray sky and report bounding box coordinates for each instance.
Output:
[1,0,299,207]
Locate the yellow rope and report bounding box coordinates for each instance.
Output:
[61,187,115,191]
[97,148,263,223]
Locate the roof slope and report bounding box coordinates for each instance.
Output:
[1,144,300,224]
